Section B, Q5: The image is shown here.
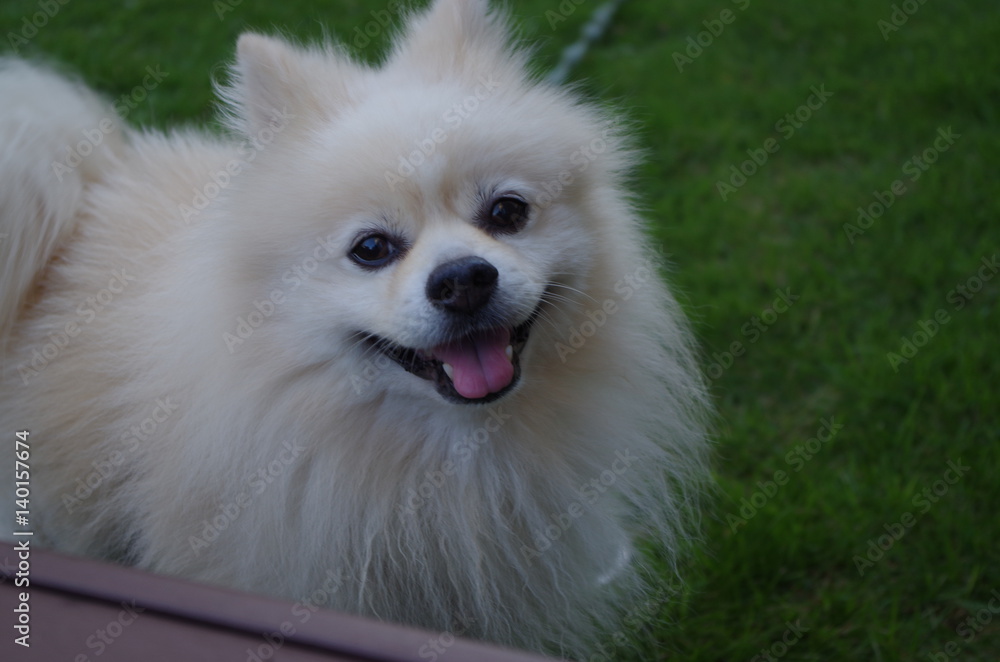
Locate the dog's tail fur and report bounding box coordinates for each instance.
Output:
[0,60,125,348]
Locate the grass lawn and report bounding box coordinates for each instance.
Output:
[3,0,998,660]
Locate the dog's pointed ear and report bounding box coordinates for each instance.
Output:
[387,0,524,83]
[220,33,361,136]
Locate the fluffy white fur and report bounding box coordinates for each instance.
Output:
[0,0,710,657]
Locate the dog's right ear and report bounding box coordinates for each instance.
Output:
[385,0,526,86]
[218,33,364,137]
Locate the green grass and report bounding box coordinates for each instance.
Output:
[4,0,998,660]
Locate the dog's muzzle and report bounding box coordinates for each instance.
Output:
[362,256,541,404]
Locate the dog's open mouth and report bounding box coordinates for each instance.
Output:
[363,312,537,405]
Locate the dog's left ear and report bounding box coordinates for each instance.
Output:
[220,33,363,137]
[386,0,524,84]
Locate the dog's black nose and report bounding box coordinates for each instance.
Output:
[426,256,498,313]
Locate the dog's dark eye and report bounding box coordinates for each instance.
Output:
[485,196,529,235]
[350,234,397,268]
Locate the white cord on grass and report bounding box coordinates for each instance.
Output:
[545,0,625,85]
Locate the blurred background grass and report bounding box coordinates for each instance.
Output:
[3,0,998,660]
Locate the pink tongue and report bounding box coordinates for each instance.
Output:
[432,328,514,400]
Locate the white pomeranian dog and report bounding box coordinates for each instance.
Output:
[0,0,710,656]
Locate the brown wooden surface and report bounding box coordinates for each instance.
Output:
[0,541,563,661]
